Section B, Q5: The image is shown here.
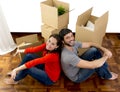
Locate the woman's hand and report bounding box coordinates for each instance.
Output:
[10,64,27,80]
[10,69,18,80]
[13,48,25,56]
[17,49,25,53]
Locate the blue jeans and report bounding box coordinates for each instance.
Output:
[14,53,54,85]
[75,47,112,83]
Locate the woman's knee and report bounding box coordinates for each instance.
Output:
[24,53,37,60]
[25,53,33,58]
[22,53,35,63]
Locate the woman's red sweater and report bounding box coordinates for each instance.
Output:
[24,43,61,82]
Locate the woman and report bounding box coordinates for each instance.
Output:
[4,34,62,85]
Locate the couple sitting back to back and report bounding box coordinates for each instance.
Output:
[4,28,118,85]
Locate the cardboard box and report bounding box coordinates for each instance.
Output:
[16,34,39,45]
[15,34,43,60]
[40,0,69,29]
[75,7,108,55]
[41,24,67,42]
[18,42,43,60]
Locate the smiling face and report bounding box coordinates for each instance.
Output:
[46,36,58,51]
[63,32,75,47]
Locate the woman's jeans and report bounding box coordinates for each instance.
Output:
[75,47,112,83]
[14,53,54,85]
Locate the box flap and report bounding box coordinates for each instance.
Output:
[94,11,108,36]
[76,7,93,26]
[53,0,69,10]
[16,34,39,45]
[40,2,58,27]
[89,15,98,24]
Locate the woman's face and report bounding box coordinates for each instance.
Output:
[46,37,58,51]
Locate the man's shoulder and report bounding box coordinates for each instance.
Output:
[61,48,72,56]
[61,48,70,54]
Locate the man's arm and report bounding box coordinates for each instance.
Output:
[76,55,108,69]
[81,42,112,58]
[75,42,112,69]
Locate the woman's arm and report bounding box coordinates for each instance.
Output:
[25,53,59,68]
[24,43,46,53]
[11,64,27,79]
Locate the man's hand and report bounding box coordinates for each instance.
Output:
[103,49,112,59]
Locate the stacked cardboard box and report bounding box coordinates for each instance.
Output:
[40,0,69,41]
[75,7,108,55]
[41,25,67,41]
[15,34,44,60]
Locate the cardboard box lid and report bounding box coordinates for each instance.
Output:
[16,34,39,45]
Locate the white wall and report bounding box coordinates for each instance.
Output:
[0,0,120,33]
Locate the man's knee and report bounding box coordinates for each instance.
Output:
[90,47,98,52]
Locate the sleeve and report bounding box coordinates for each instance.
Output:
[24,43,46,53]
[75,41,82,48]
[25,53,58,68]
[62,52,80,67]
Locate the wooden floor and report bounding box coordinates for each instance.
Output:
[0,33,120,92]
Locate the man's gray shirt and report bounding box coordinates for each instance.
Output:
[61,41,82,81]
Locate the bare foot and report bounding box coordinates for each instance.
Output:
[108,72,118,80]
[4,78,18,84]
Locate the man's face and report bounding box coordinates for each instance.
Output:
[63,32,75,47]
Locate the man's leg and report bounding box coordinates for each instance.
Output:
[75,47,99,83]
[76,47,113,83]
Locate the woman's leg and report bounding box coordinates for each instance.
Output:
[7,53,40,76]
[19,53,39,66]
[14,53,45,81]
[14,67,54,85]
[21,53,45,69]
[5,53,50,85]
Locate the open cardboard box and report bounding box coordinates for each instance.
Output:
[16,34,43,60]
[40,0,69,29]
[75,7,108,55]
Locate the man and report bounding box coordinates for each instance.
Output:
[59,28,118,83]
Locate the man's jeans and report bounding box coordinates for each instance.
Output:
[14,53,54,85]
[75,47,112,83]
